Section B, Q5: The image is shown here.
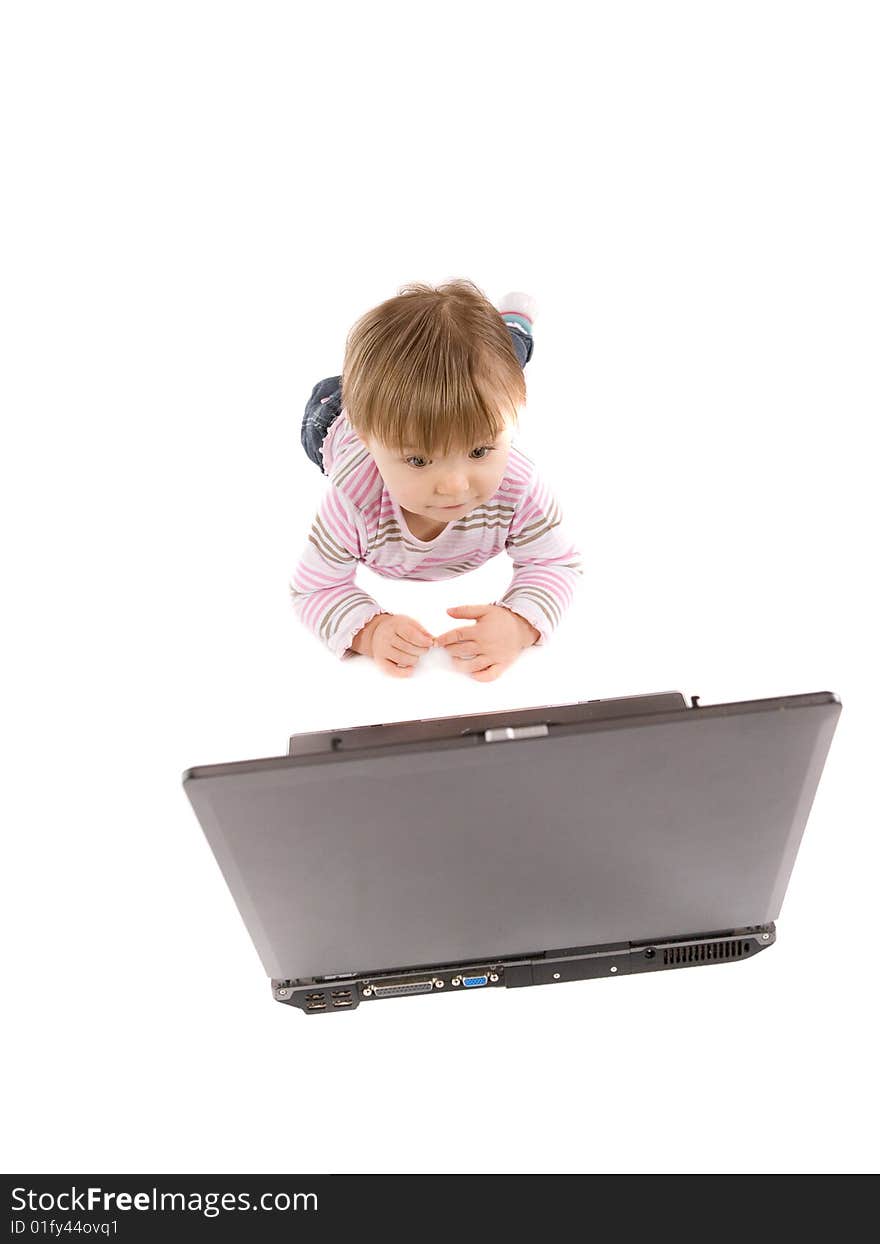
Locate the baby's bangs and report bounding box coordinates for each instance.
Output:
[362,354,518,457]
[393,391,506,460]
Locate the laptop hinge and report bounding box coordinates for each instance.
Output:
[483,724,549,743]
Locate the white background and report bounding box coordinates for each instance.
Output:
[3,1,878,1174]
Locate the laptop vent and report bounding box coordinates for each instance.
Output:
[663,940,746,966]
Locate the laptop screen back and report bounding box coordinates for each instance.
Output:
[183,694,840,980]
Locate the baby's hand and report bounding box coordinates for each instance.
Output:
[435,604,540,682]
[362,613,435,678]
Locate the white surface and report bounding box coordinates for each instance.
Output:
[2,0,878,1175]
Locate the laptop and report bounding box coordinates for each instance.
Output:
[182,690,841,1015]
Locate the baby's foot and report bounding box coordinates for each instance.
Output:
[498,291,538,335]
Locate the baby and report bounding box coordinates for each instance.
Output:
[291,280,583,681]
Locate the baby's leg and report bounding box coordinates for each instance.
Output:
[499,292,537,368]
[301,375,343,472]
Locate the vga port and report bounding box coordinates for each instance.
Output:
[372,980,434,998]
[462,974,488,988]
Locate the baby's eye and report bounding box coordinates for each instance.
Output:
[405,445,495,467]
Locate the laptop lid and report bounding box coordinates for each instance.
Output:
[182,691,840,982]
[286,691,689,755]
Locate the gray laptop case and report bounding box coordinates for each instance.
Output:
[182,690,841,1014]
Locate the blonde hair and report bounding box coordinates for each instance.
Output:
[341,279,526,457]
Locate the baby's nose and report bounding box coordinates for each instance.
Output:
[438,471,469,494]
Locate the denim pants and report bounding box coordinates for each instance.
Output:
[300,322,533,473]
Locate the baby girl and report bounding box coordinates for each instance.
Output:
[291,280,583,681]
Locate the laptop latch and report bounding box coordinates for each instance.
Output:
[483,724,549,743]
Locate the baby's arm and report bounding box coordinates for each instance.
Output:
[289,487,388,660]
[493,467,584,645]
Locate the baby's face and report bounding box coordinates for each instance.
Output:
[365,415,517,523]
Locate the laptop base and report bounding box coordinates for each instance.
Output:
[271,924,776,1015]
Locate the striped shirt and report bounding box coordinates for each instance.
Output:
[290,411,584,659]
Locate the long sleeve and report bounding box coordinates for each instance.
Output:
[493,467,584,646]
[289,487,387,660]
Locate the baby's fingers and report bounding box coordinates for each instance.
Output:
[398,620,435,650]
[441,640,481,658]
[393,633,433,657]
[471,664,504,682]
[376,657,415,678]
[388,648,420,666]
